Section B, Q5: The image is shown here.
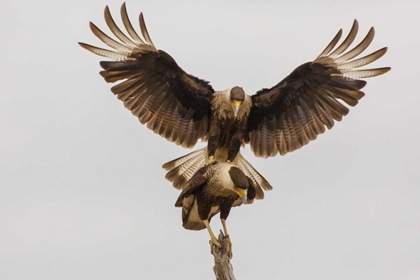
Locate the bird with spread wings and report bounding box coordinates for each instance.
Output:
[79,3,390,201]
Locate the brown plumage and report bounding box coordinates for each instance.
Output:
[175,162,256,249]
[79,3,390,198]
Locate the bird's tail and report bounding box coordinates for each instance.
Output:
[162,147,273,199]
[178,194,219,231]
[162,147,208,190]
[235,153,273,199]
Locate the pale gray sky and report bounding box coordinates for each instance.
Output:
[1,0,419,279]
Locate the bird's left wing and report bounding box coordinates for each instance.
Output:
[174,166,207,207]
[245,20,390,158]
[175,166,208,230]
[79,3,214,148]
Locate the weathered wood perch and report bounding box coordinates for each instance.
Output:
[211,231,236,280]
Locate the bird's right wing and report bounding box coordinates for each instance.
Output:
[79,3,214,148]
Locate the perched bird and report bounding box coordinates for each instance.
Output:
[79,3,390,198]
[175,161,256,251]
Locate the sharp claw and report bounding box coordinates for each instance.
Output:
[225,236,233,259]
[206,156,216,165]
[209,237,222,253]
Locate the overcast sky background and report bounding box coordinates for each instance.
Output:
[1,0,419,279]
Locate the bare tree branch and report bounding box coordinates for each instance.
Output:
[211,231,236,280]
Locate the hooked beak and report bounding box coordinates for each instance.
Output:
[235,188,248,204]
[231,100,242,118]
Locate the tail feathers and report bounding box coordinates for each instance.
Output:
[182,195,205,230]
[162,147,207,190]
[180,195,219,231]
[236,153,273,200]
[163,147,273,198]
[162,147,206,170]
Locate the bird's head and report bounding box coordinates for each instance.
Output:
[227,165,249,204]
[234,186,248,204]
[230,86,245,118]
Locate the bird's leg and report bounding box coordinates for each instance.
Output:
[203,219,221,250]
[221,218,233,256]
[227,133,241,162]
[221,218,230,237]
[207,155,215,165]
[220,204,234,258]
[207,134,220,165]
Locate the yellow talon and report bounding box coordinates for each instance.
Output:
[210,236,222,249]
[206,156,215,165]
[203,219,221,252]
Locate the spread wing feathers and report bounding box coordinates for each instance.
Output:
[78,3,214,148]
[247,20,390,158]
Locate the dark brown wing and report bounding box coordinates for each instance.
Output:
[246,20,390,158]
[175,166,209,231]
[79,3,214,148]
[174,166,207,207]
